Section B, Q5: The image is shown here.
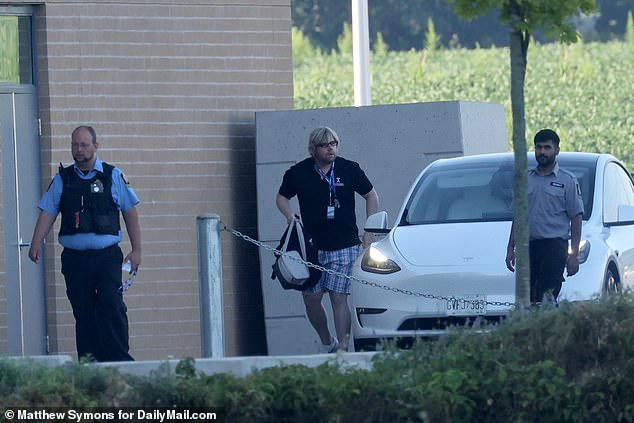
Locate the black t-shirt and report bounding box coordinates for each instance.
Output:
[278,156,373,251]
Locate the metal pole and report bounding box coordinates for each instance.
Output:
[352,0,371,106]
[196,214,225,358]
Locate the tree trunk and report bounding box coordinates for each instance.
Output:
[509,23,530,309]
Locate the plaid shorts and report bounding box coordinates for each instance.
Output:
[303,245,361,295]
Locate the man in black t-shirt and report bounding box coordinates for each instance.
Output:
[276,127,379,352]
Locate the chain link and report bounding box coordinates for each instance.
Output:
[222,222,515,308]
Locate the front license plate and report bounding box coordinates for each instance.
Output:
[443,295,487,316]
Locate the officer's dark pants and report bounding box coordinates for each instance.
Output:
[529,238,568,304]
[61,244,133,362]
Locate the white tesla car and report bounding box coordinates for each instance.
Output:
[351,152,634,351]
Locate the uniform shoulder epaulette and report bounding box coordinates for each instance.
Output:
[559,167,579,181]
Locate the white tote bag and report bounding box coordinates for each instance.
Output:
[273,219,310,286]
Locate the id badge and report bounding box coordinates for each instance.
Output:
[326,206,335,220]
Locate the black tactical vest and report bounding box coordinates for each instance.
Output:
[59,163,121,236]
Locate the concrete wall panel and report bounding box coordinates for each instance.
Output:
[256,101,507,354]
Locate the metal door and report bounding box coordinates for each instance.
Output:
[0,88,47,355]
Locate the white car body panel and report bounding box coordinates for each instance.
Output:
[351,152,634,350]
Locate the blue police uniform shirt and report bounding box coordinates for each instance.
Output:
[38,156,140,250]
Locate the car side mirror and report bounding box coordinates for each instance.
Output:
[364,211,390,233]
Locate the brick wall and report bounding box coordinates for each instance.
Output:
[20,0,293,359]
[0,127,5,354]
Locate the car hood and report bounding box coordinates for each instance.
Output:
[392,222,512,267]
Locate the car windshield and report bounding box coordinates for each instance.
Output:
[399,155,594,226]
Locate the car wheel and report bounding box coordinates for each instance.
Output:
[603,266,621,295]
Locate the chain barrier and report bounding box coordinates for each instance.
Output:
[222,222,515,308]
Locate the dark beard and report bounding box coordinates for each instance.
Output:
[73,155,92,164]
[537,155,555,167]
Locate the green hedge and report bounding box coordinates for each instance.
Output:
[2,294,634,422]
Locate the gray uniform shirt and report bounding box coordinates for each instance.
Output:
[527,162,584,241]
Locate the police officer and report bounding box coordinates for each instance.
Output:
[505,128,583,303]
[29,125,141,361]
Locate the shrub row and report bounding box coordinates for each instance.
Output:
[2,294,634,422]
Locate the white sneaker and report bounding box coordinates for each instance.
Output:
[318,337,339,353]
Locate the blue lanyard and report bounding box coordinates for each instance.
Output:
[119,271,137,293]
[316,161,336,205]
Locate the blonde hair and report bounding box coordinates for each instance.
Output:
[308,126,340,156]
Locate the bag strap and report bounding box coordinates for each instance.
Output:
[280,217,308,260]
[280,219,294,253]
[295,219,307,260]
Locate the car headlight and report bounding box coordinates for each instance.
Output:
[570,239,590,264]
[361,246,401,274]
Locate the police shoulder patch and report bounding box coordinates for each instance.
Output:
[120,172,131,186]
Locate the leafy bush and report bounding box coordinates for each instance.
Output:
[292,26,322,67]
[2,294,634,421]
[0,360,129,408]
[0,16,20,83]
[369,295,634,422]
[337,22,354,57]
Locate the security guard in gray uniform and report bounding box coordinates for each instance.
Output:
[29,126,141,361]
[506,128,583,303]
